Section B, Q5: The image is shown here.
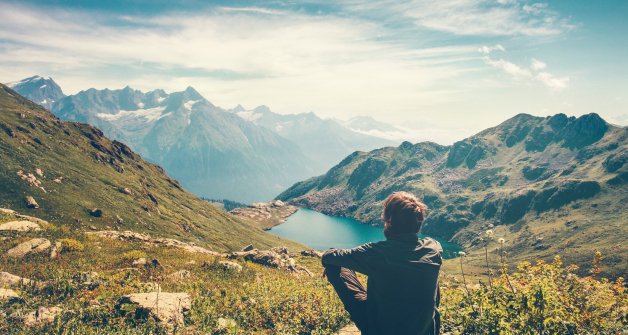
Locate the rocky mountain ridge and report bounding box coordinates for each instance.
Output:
[278,112,628,278]
[0,83,298,251]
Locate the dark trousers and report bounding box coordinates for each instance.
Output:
[324,264,369,332]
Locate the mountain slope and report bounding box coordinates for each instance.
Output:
[0,83,299,251]
[51,86,314,203]
[6,75,65,110]
[278,113,628,277]
[230,105,396,174]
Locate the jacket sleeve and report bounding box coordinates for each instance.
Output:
[321,243,378,275]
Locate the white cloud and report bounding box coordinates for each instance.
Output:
[535,72,569,90]
[0,3,479,124]
[483,57,532,79]
[530,58,547,71]
[357,0,575,37]
[479,44,505,54]
[481,50,568,90]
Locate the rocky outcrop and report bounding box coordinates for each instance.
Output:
[24,196,39,209]
[24,306,63,327]
[217,261,243,272]
[0,288,19,301]
[88,230,223,256]
[0,220,41,232]
[6,238,51,258]
[117,292,191,326]
[230,200,298,229]
[228,248,312,276]
[0,272,33,286]
[301,249,323,258]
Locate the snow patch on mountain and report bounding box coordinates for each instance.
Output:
[97,106,166,122]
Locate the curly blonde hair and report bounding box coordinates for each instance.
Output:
[382,191,428,237]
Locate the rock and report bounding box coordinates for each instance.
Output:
[0,220,41,232]
[241,244,255,252]
[132,258,147,266]
[167,270,192,280]
[216,317,237,331]
[271,200,285,207]
[14,214,49,226]
[117,292,191,325]
[90,208,103,217]
[152,238,223,256]
[0,272,32,286]
[0,288,19,301]
[24,306,63,327]
[89,230,151,242]
[25,196,39,209]
[7,238,51,258]
[146,258,162,269]
[115,215,124,225]
[120,187,133,195]
[35,168,43,177]
[270,246,289,255]
[301,249,323,258]
[0,208,16,215]
[50,241,62,259]
[218,261,243,272]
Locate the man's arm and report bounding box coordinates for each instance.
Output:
[321,243,378,275]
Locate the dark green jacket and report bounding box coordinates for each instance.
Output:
[322,236,442,335]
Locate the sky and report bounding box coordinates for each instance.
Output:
[0,0,626,144]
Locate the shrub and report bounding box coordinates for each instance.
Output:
[121,250,147,262]
[57,238,85,252]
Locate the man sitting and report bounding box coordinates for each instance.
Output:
[322,191,442,335]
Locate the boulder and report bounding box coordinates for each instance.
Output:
[24,306,63,327]
[218,261,243,272]
[301,249,323,258]
[90,208,103,217]
[0,288,19,301]
[0,271,33,286]
[7,238,51,258]
[167,270,192,280]
[241,244,255,252]
[0,208,16,215]
[270,246,289,255]
[25,196,39,209]
[132,258,147,266]
[49,241,62,259]
[89,230,151,242]
[0,220,41,232]
[117,292,191,325]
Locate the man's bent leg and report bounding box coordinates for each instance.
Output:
[324,264,368,331]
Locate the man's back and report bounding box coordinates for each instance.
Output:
[322,236,442,335]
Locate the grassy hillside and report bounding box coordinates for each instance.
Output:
[0,83,301,252]
[1,209,625,334]
[278,113,628,278]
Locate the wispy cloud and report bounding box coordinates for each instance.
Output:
[480,45,569,90]
[344,0,574,37]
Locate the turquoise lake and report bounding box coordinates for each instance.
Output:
[269,208,462,259]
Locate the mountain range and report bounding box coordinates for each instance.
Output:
[8,76,395,203]
[0,83,297,250]
[278,113,628,278]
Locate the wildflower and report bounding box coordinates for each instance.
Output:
[485,229,494,239]
[498,238,505,244]
[458,251,467,257]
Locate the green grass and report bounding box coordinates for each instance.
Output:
[0,84,302,253]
